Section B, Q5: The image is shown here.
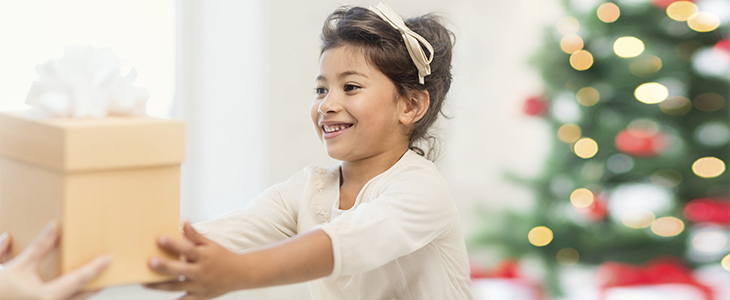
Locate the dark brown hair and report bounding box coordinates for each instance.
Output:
[320,6,454,160]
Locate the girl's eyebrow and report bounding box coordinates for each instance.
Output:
[338,70,368,79]
[315,71,368,82]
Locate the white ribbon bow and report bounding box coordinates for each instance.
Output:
[369,1,434,84]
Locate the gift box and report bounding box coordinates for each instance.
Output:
[0,110,185,289]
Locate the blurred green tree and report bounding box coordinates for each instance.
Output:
[473,0,729,296]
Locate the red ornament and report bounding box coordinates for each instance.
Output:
[596,257,713,300]
[652,0,694,8]
[615,129,667,157]
[523,96,548,116]
[683,198,730,225]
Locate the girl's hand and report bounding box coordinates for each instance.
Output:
[0,221,112,300]
[145,221,246,300]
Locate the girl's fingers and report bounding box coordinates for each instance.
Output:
[149,256,195,279]
[158,235,198,261]
[45,255,112,299]
[144,280,196,292]
[182,221,209,245]
[177,293,204,300]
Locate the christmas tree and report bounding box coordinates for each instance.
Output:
[473,0,729,297]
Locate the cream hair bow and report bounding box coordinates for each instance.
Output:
[368,1,434,84]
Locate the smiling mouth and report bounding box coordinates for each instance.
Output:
[322,124,353,133]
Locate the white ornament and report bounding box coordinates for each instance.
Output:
[552,92,582,123]
[608,183,674,224]
[689,224,730,262]
[692,47,730,79]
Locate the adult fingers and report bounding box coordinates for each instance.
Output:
[0,232,10,262]
[13,220,59,268]
[158,235,198,261]
[149,256,195,279]
[66,290,101,300]
[45,255,112,299]
[182,221,210,246]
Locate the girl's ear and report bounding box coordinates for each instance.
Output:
[399,89,430,125]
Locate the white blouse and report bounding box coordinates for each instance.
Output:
[194,150,473,299]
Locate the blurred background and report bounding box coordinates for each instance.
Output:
[1,0,728,299]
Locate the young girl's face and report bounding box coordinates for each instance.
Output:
[311,44,410,162]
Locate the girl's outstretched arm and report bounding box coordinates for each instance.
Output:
[145,221,333,300]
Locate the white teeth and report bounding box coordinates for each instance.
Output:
[323,124,350,133]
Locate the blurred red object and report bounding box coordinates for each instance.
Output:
[471,260,544,300]
[575,193,608,222]
[615,129,666,157]
[523,96,548,116]
[714,39,730,57]
[596,257,713,300]
[652,0,694,8]
[470,259,520,279]
[684,198,730,225]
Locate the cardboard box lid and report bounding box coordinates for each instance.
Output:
[0,111,185,172]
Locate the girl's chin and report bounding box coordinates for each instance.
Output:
[323,147,353,161]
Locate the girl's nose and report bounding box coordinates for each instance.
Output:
[318,93,341,114]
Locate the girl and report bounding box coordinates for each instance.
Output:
[147,2,472,299]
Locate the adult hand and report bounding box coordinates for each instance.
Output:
[145,221,246,300]
[0,221,112,300]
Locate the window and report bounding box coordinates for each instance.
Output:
[0,0,175,117]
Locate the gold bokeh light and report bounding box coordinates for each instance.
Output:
[574,137,598,159]
[558,124,582,143]
[635,82,669,104]
[528,226,554,247]
[570,50,594,71]
[622,209,656,229]
[692,157,726,178]
[561,34,584,54]
[614,36,645,58]
[576,87,600,106]
[666,1,698,21]
[570,188,594,208]
[722,254,730,272]
[597,3,620,23]
[688,12,720,32]
[557,248,580,266]
[651,217,685,237]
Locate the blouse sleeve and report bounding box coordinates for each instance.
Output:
[192,169,308,253]
[315,169,458,277]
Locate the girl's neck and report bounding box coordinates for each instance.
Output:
[340,146,409,187]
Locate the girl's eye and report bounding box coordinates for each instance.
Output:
[315,87,328,95]
[344,84,361,92]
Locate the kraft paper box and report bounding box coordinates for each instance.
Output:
[0,110,185,289]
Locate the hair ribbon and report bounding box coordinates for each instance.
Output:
[368,1,434,84]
